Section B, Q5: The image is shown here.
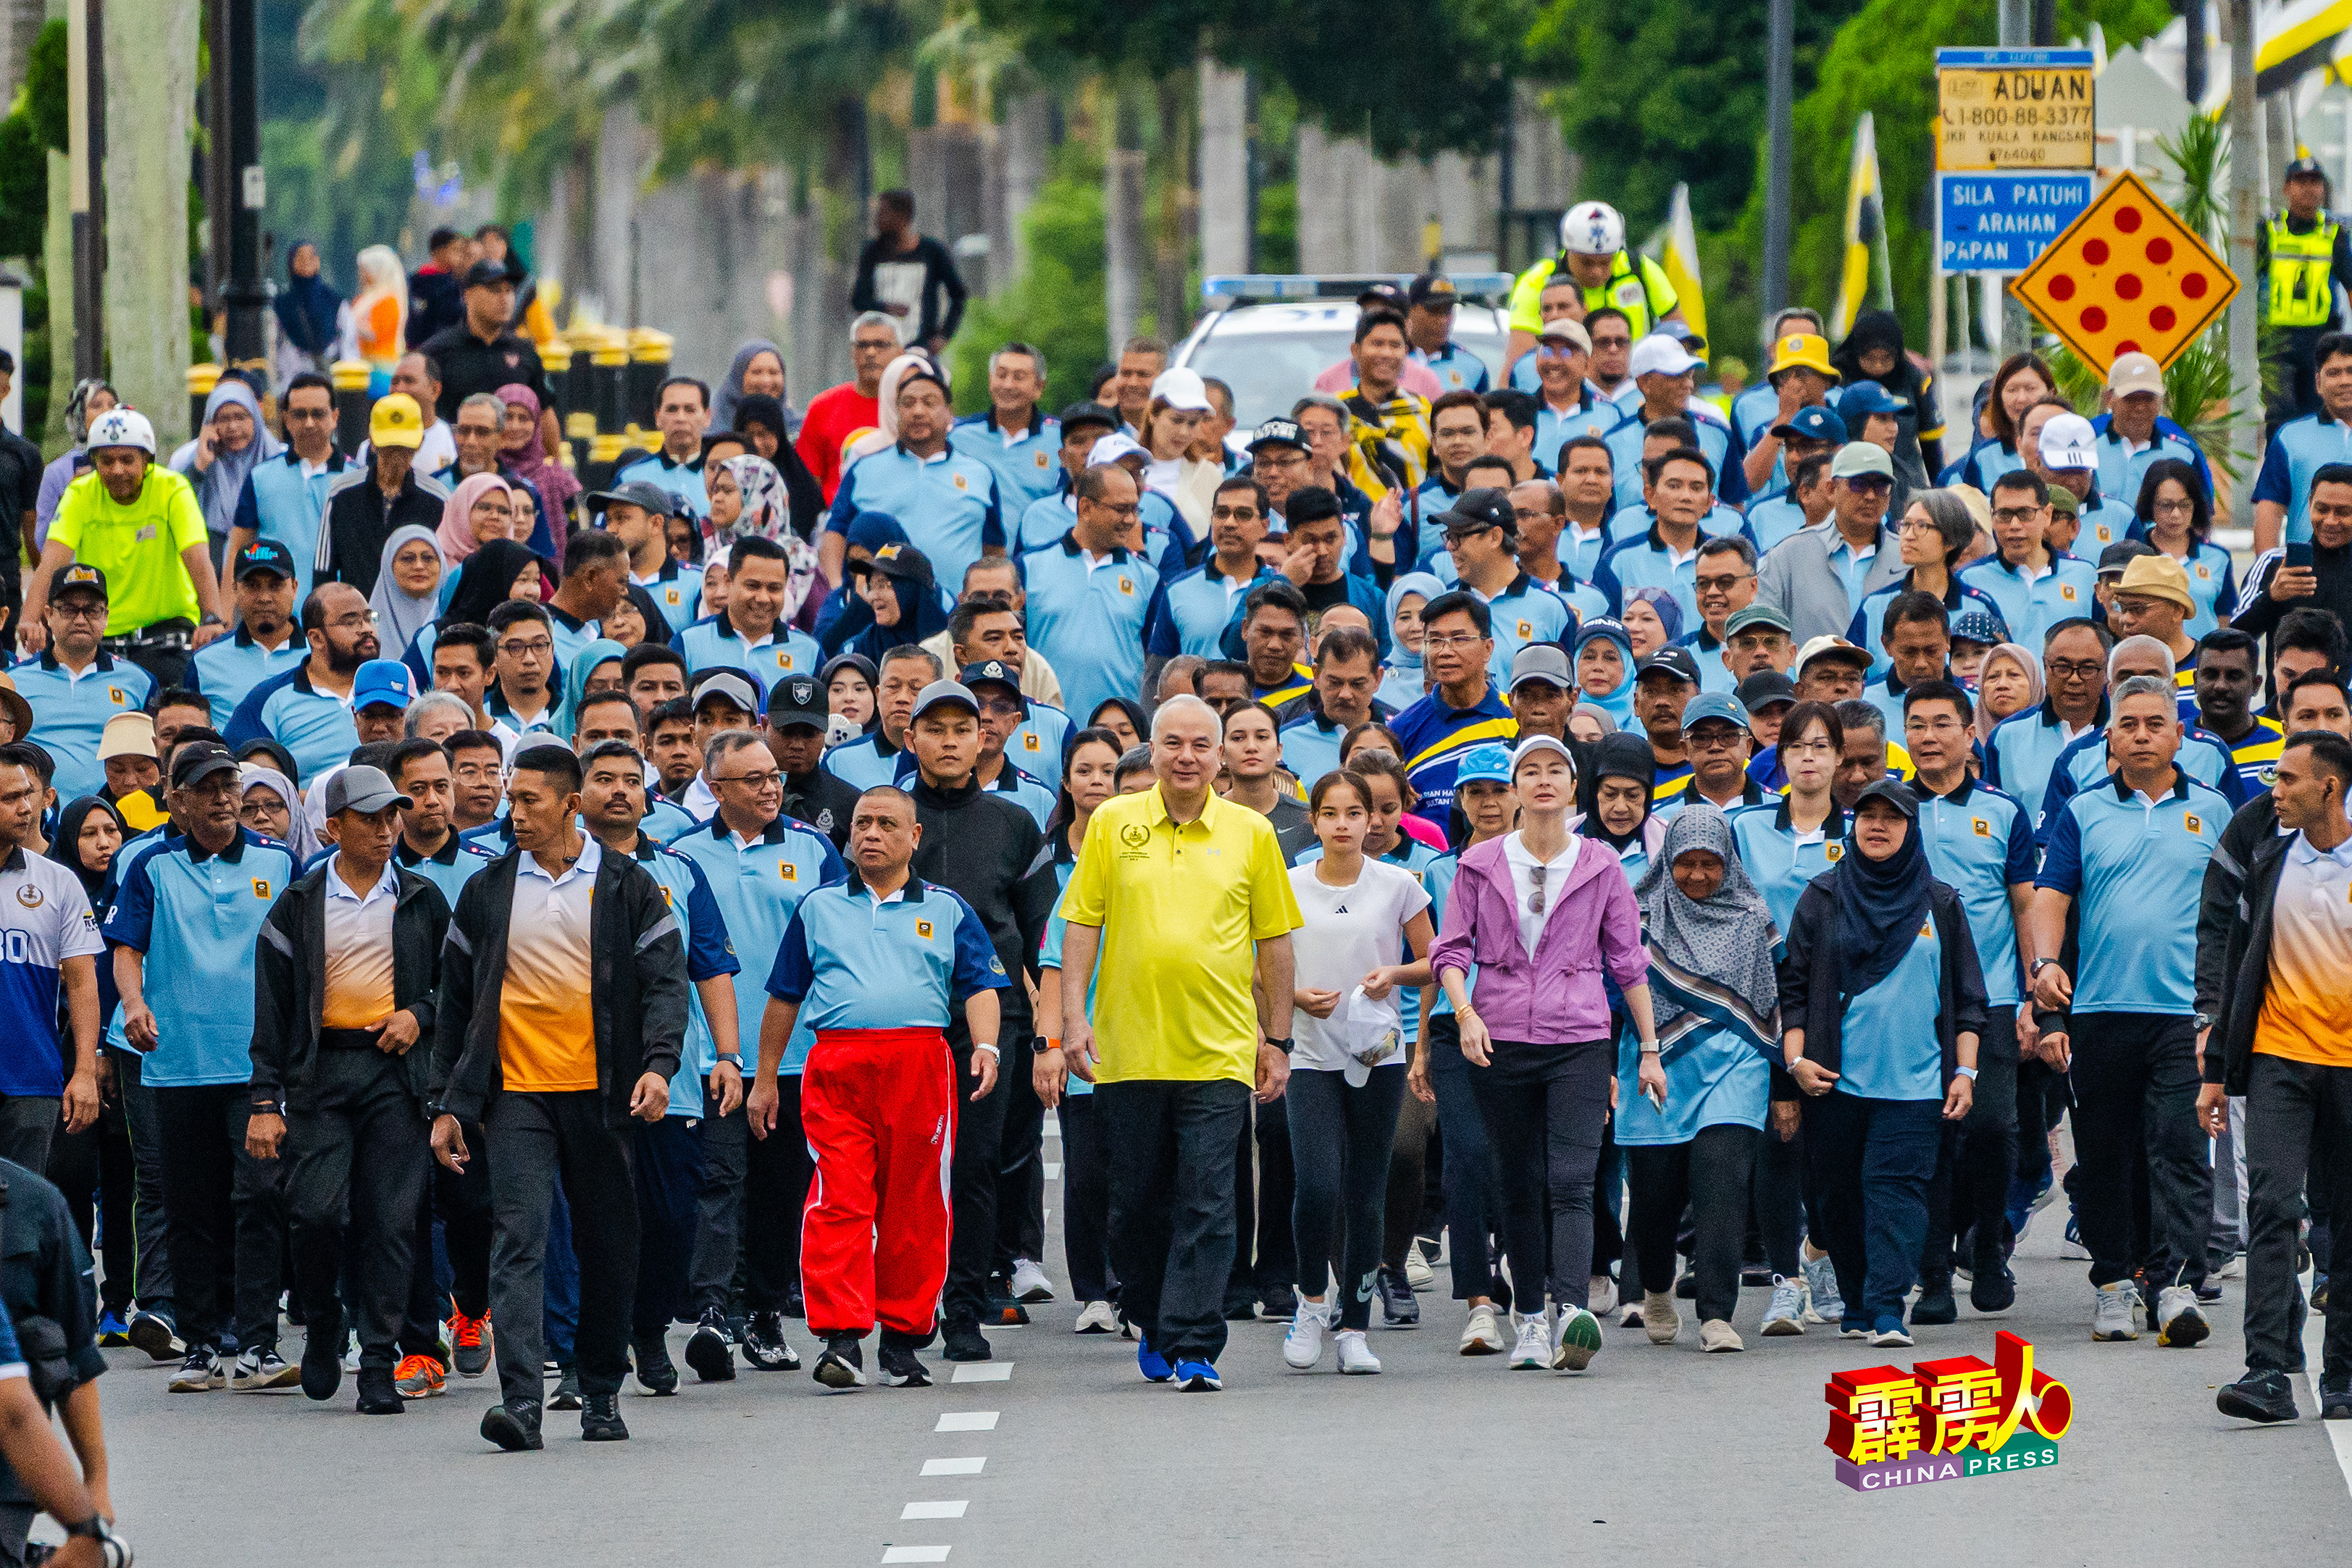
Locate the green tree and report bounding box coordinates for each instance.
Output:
[950,146,1108,411]
[0,20,67,259]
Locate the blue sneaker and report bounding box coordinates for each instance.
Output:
[1172,1359,1221,1391]
[1870,1315,1913,1348]
[1137,1336,1172,1383]
[96,1311,130,1347]
[1840,1315,1870,1340]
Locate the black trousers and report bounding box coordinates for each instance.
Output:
[44,1087,134,1317]
[482,1090,638,1408]
[1469,1039,1612,1311]
[1101,1077,1252,1363]
[694,1075,808,1316]
[632,1115,703,1341]
[1628,1123,1760,1324]
[153,1082,285,1354]
[1923,1011,2021,1280]
[110,1049,173,1318]
[1382,1089,1436,1271]
[1058,1094,1113,1303]
[2243,1052,2352,1378]
[1230,1094,1296,1303]
[406,1117,492,1350]
[993,1041,1047,1270]
[1426,1019,1501,1301]
[944,1038,1016,1324]
[2067,1012,2211,1291]
[1286,1066,1407,1331]
[1749,1123,1806,1279]
[283,1048,429,1373]
[0,1097,59,1174]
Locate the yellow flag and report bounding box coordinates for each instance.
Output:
[1832,112,1886,339]
[1660,183,1707,345]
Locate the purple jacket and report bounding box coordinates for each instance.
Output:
[1427,835,1649,1045]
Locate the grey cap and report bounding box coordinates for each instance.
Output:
[1508,643,1574,690]
[325,764,411,817]
[910,679,981,722]
[586,480,675,516]
[691,670,762,715]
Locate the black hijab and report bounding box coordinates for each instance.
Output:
[735,393,828,540]
[46,795,127,902]
[1578,732,1656,852]
[443,540,546,630]
[1828,778,1935,1000]
[1831,309,1920,393]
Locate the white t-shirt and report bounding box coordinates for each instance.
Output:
[1286,858,1431,1074]
[1502,831,1575,958]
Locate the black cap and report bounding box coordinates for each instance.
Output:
[1407,273,1459,308]
[2096,538,2156,577]
[51,563,106,600]
[1356,282,1407,312]
[766,674,829,732]
[462,258,515,290]
[234,540,297,582]
[170,742,240,789]
[1247,418,1307,454]
[1058,401,1118,436]
[1855,777,1920,819]
[1735,671,1799,711]
[1636,647,1702,686]
[1439,487,1518,538]
[2288,156,2330,183]
[957,660,1026,712]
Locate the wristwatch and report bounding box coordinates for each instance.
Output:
[1032,1037,1061,1056]
[1265,1036,1294,1052]
[713,1052,741,1067]
[2030,957,2059,977]
[2192,1012,2211,1032]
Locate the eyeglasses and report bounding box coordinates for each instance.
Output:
[1589,335,1632,351]
[1693,573,1753,593]
[1842,476,1893,495]
[50,602,106,621]
[1422,632,1486,652]
[285,406,334,422]
[2046,658,2105,681]
[715,769,782,789]
[1906,716,1968,735]
[498,637,553,657]
[1210,506,1261,521]
[327,611,378,630]
[2150,498,2196,516]
[976,697,1024,718]
[1686,726,1746,751]
[1090,502,1142,519]
[1991,506,2041,524]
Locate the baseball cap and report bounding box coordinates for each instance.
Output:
[586,480,674,516]
[1949,608,2009,647]
[51,563,106,601]
[1770,405,1848,445]
[352,659,417,713]
[1829,443,1895,481]
[1854,777,1920,819]
[1407,273,1460,309]
[1725,605,1793,638]
[369,393,425,451]
[2288,155,2330,182]
[1508,645,1573,690]
[1574,616,1634,657]
[234,540,297,582]
[1628,335,1704,380]
[1150,367,1214,413]
[1510,734,1575,774]
[767,674,829,732]
[1681,692,1750,731]
[96,712,156,762]
[1536,319,1592,353]
[1636,647,1702,686]
[324,764,412,817]
[2046,485,2080,518]
[2114,552,2197,613]
[910,679,981,723]
[2038,412,2098,471]
[1058,401,1119,437]
[2096,538,2156,579]
[958,660,1028,714]
[1767,333,1835,380]
[461,258,515,290]
[1247,419,1308,455]
[1355,282,1408,313]
[691,670,763,716]
[2108,352,2165,398]
[1087,432,1149,468]
[863,542,933,583]
[1735,671,1799,712]
[170,742,240,790]
[1454,743,1514,787]
[1794,635,1871,680]
[1439,488,1518,538]
[1836,380,1902,419]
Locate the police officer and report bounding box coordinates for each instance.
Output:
[1504,202,1686,372]
[2261,156,2352,435]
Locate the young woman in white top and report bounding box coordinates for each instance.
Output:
[1280,769,1434,1375]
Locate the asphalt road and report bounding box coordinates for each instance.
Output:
[83,1125,2352,1567]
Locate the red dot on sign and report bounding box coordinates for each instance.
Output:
[2146,237,2174,265]
[2181,273,2209,298]
[2049,274,2077,301]
[2115,207,2143,232]
[2150,306,2177,332]
[2115,340,2140,356]
[2117,274,2143,300]
[2083,238,2112,266]
[2082,306,2109,333]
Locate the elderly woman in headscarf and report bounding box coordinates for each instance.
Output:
[1831,309,1943,487]
[171,376,280,561]
[1381,570,1444,712]
[238,763,323,863]
[820,541,952,665]
[435,471,520,575]
[496,384,582,561]
[1972,641,2045,747]
[715,340,791,431]
[370,524,445,664]
[1616,805,1785,1352]
[273,240,351,383]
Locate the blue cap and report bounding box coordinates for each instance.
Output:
[1835,380,1902,419]
[351,658,417,713]
[1680,692,1750,732]
[1574,616,1633,655]
[1949,606,2009,647]
[1768,403,1848,444]
[1455,743,1514,787]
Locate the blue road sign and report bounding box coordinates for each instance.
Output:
[1938,172,2095,274]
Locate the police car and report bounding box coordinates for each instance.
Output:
[1173,274,1515,430]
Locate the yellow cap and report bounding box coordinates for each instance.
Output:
[1768,333,1834,380]
[186,363,223,398]
[369,393,426,450]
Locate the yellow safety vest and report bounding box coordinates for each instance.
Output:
[2267,215,2338,329]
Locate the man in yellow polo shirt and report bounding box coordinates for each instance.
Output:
[1052,692,1301,1392]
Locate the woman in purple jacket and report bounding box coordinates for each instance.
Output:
[1431,734,1660,1375]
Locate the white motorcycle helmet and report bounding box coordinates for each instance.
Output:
[1560,201,1626,258]
[86,407,157,456]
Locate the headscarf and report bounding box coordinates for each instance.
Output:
[1384,570,1444,683]
[734,394,792,452]
[1578,731,1656,850]
[1828,779,1935,1002]
[1623,585,1683,647]
[178,378,281,540]
[369,524,444,661]
[821,545,953,663]
[437,472,517,566]
[1830,309,1909,389]
[820,652,881,736]
[495,384,582,543]
[709,454,790,550]
[843,353,939,467]
[442,540,544,629]
[553,638,628,743]
[1573,618,1639,726]
[62,380,112,449]
[1087,698,1152,748]
[714,340,788,431]
[1974,642,2045,746]
[1575,707,1619,737]
[46,796,127,902]
[239,764,322,863]
[1633,804,1780,1049]
[273,242,346,357]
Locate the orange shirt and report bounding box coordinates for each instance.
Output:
[497,840,600,1091]
[2253,836,2352,1068]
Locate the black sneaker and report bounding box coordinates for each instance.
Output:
[632,1337,678,1395]
[943,1314,992,1362]
[580,1391,629,1441]
[784,1283,805,1319]
[355,1367,403,1415]
[2194,1278,2225,1304]
[685,1308,735,1383]
[742,1310,800,1371]
[2322,1379,2352,1421]
[1739,1262,1775,1288]
[1970,1262,2017,1315]
[300,1328,343,1401]
[1258,1283,1298,1321]
[1376,1267,1420,1328]
[878,1343,933,1387]
[813,1333,865,1391]
[127,1309,184,1362]
[481,1401,543,1451]
[547,1367,582,1411]
[1673,1269,1698,1301]
[1912,1275,1959,1326]
[2217,1370,2300,1424]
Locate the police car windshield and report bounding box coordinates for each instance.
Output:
[1184,311,1509,428]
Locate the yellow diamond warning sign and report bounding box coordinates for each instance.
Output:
[2009,171,2238,375]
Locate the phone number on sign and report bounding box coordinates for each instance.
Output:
[1943,105,2095,129]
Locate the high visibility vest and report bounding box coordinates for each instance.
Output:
[1571,251,1664,338]
[2267,215,2339,329]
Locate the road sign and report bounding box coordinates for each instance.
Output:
[1936,48,2097,171]
[1938,173,2095,273]
[2009,170,2239,374]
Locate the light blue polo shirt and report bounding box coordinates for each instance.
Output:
[1019,536,1156,728]
[104,828,299,1087]
[224,664,358,784]
[1278,712,1350,787]
[1958,551,2101,652]
[821,731,908,792]
[390,832,498,907]
[666,813,845,1074]
[1420,341,1491,395]
[12,651,154,802]
[1728,799,1850,951]
[2093,424,2202,511]
[1533,395,1628,477]
[2111,534,2236,641]
[1601,501,1752,550]
[1984,700,2096,831]
[827,443,1005,590]
[1847,577,2006,679]
[1007,700,1071,779]
[189,625,304,729]
[613,451,710,519]
[545,607,604,675]
[2251,410,2352,543]
[1837,913,1946,1101]
[1602,405,1746,508]
[1823,528,1892,611]
[676,613,824,692]
[1910,777,2036,1007]
[622,834,741,1118]
[1593,522,1717,627]
[767,876,1008,1030]
[1015,490,1077,555]
[233,451,349,596]
[2037,771,2227,1015]
[632,560,706,636]
[1744,495,1815,554]
[1471,571,1576,690]
[2037,721,2242,841]
[1678,628,1735,693]
[952,410,1063,516]
[1144,563,1274,661]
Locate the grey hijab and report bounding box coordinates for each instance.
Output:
[1632,803,1780,1035]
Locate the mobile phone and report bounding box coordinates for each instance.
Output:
[2287,541,2316,570]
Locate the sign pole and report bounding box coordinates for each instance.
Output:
[1999,0,2033,356]
[2227,0,2264,542]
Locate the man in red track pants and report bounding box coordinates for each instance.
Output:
[751,784,1007,1390]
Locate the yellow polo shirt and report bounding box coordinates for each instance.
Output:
[1060,784,1302,1085]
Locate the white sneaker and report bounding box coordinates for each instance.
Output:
[341,1332,361,1374]
[1617,1299,1645,1330]
[1700,1318,1745,1353]
[2156,1284,2211,1347]
[1552,1306,1602,1371]
[1282,1299,1331,1370]
[1508,1309,1552,1369]
[1800,1252,1843,1325]
[1008,1257,1055,1303]
[2217,1254,2246,1280]
[1334,1329,1381,1374]
[2092,1280,2140,1341]
[1404,1244,1436,1292]
[1587,1272,1619,1316]
[1074,1300,1118,1334]
[1458,1302,1507,1355]
[1762,1274,1807,1335]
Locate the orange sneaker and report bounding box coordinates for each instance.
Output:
[449,1310,493,1378]
[393,1354,446,1398]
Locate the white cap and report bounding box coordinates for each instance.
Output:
[2038,412,2098,471]
[86,407,156,456]
[1628,335,1703,380]
[1087,432,1149,468]
[1510,734,1576,776]
[1149,366,1215,413]
[1560,201,1626,257]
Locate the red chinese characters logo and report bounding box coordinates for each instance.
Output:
[1826,1330,2072,1464]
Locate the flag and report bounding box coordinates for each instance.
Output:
[1832,113,1888,340]
[1660,183,1707,345]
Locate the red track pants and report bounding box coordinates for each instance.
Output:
[799,1028,958,1338]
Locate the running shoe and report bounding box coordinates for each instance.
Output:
[1137,1336,1173,1383]
[393,1354,446,1398]
[301,1330,343,1401]
[1552,1307,1602,1371]
[1970,1262,2017,1315]
[1376,1267,1419,1328]
[1008,1257,1055,1303]
[742,1310,800,1371]
[2321,1380,2352,1421]
[1074,1301,1118,1334]
[813,1333,866,1391]
[1912,1275,1958,1326]
[2217,1370,2299,1424]
[2091,1280,2139,1341]
[127,1310,183,1362]
[632,1337,679,1395]
[580,1391,629,1441]
[685,1307,736,1383]
[1587,1273,1619,1316]
[1334,1330,1381,1374]
[1171,1359,1222,1391]
[1700,1319,1745,1353]
[96,1311,129,1347]
[230,1348,300,1391]
[168,1349,222,1392]
[2155,1284,2210,1348]
[1761,1275,1807,1336]
[481,1401,543,1451]
[1870,1317,1912,1349]
[1405,1245,1436,1292]
[449,1309,493,1378]
[1458,1303,1507,1355]
[1800,1253,1843,1326]
[1282,1299,1330,1370]
[943,1313,992,1362]
[878,1343,932,1388]
[356,1367,403,1414]
[2060,1215,2092,1261]
[1641,1291,1681,1346]
[1508,1309,1551,1370]
[548,1367,582,1410]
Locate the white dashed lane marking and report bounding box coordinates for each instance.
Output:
[935,1411,998,1431]
[901,1501,970,1519]
[951,1362,1013,1382]
[921,1456,986,1476]
[881,1548,952,1564]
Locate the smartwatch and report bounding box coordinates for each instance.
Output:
[714,1052,742,1067]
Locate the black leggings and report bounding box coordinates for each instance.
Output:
[1469,1040,1611,1312]
[1058,1095,1113,1303]
[1628,1124,1761,1324]
[1288,1066,1407,1330]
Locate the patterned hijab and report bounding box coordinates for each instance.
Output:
[1633,803,1780,1048]
[708,455,789,550]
